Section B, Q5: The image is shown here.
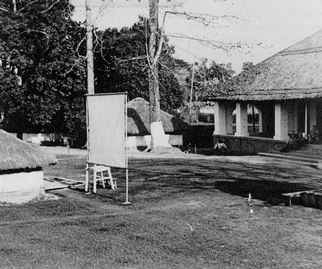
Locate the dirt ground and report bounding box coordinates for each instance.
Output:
[1,150,322,268]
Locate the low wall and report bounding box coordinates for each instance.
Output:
[183,124,214,148]
[127,134,183,150]
[10,133,67,145]
[213,135,287,155]
[0,170,44,204]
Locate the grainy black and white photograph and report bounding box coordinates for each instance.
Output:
[1,0,322,268]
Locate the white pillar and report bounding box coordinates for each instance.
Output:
[235,102,249,136]
[309,101,317,131]
[258,108,263,133]
[305,102,309,135]
[214,102,227,135]
[274,102,289,141]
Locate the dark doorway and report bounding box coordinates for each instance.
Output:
[297,102,306,134]
[261,102,274,138]
[317,101,322,141]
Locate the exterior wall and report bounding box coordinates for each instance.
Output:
[168,135,183,146]
[126,135,183,150]
[309,101,317,130]
[287,101,298,134]
[0,170,44,204]
[225,104,234,135]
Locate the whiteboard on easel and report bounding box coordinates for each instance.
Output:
[87,93,127,168]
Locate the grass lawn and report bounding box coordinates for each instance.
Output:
[1,154,322,268]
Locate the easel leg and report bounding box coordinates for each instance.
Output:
[122,168,131,205]
[108,167,116,190]
[101,171,106,189]
[93,171,97,194]
[85,163,89,192]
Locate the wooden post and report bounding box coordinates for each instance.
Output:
[85,0,94,193]
[189,63,195,122]
[85,0,94,95]
[123,95,131,205]
[148,0,161,123]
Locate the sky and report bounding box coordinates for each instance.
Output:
[71,0,322,72]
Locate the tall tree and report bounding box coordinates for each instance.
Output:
[187,59,235,101]
[147,0,175,150]
[0,0,87,144]
[93,18,183,114]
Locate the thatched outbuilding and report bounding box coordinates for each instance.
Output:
[127,98,187,149]
[0,130,56,204]
[207,30,322,153]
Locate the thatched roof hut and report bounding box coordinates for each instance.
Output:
[0,130,56,172]
[127,98,187,136]
[213,29,322,101]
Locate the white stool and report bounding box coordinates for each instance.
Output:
[85,165,117,193]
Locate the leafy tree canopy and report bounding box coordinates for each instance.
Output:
[0,6,185,145]
[0,0,86,144]
[186,58,235,101]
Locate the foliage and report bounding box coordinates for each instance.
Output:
[0,7,184,145]
[94,17,184,113]
[228,62,258,88]
[186,59,235,101]
[215,61,260,97]
[0,0,86,145]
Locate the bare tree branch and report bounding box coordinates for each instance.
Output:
[0,6,9,12]
[18,0,40,12]
[153,30,164,65]
[76,36,86,58]
[117,55,147,63]
[40,0,60,14]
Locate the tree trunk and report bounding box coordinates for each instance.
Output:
[148,65,160,123]
[148,0,171,151]
[86,0,94,95]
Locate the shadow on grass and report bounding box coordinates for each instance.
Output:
[63,158,317,207]
[214,179,310,205]
[124,162,313,206]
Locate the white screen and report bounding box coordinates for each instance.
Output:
[87,93,127,168]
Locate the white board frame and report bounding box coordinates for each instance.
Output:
[86,92,127,168]
[85,92,130,204]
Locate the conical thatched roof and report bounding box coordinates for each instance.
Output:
[127,98,187,136]
[214,29,322,101]
[0,130,56,171]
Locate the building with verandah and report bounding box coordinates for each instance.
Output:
[208,30,322,154]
